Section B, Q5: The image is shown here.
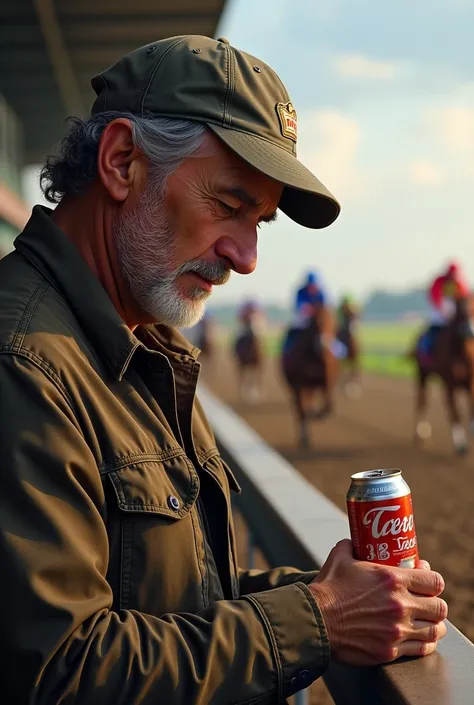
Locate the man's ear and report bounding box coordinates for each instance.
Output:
[97,118,143,202]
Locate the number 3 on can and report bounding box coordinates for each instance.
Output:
[366,544,375,561]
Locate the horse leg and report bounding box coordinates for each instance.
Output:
[293,388,309,448]
[414,368,432,444]
[248,367,260,404]
[238,366,247,402]
[444,381,468,455]
[349,353,363,399]
[467,360,474,437]
[320,386,333,418]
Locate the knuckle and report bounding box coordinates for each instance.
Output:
[379,567,401,591]
[387,622,404,642]
[388,597,409,620]
[387,645,399,662]
[428,624,439,642]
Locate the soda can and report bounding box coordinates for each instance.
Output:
[347,468,418,568]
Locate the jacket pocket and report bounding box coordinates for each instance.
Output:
[105,453,206,614]
[108,453,199,518]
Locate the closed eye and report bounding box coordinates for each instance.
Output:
[218,200,239,216]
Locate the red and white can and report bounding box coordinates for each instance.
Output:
[347,468,418,568]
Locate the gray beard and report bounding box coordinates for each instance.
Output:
[113,180,230,329]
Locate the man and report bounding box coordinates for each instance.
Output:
[420,261,470,360]
[0,36,446,704]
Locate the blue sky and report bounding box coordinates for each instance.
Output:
[210,0,474,306]
[24,0,474,308]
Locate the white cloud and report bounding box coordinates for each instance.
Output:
[297,109,367,200]
[427,104,474,152]
[409,160,444,186]
[334,53,401,80]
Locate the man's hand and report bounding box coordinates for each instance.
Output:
[309,539,448,666]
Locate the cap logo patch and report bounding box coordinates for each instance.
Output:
[276,101,297,142]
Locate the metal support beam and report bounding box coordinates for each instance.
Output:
[32,0,85,117]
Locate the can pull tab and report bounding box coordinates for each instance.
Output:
[366,470,386,477]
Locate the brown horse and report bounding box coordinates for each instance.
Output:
[412,295,474,454]
[281,303,339,448]
[233,316,265,403]
[336,303,362,399]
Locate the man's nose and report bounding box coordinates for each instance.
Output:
[214,230,257,275]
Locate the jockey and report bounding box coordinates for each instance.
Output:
[428,261,469,324]
[292,271,328,328]
[238,298,259,324]
[421,261,469,358]
[338,293,356,319]
[238,298,266,335]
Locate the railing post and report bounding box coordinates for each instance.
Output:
[294,689,309,705]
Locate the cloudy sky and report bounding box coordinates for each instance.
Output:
[211,0,474,306]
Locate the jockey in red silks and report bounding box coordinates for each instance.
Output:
[420,261,470,358]
[428,261,469,324]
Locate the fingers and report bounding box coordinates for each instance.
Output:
[417,559,431,571]
[404,568,445,596]
[410,596,448,622]
[409,619,448,643]
[392,619,447,660]
[396,640,440,659]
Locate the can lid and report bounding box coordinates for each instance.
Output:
[351,468,402,482]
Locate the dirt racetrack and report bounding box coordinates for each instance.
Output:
[200,349,474,646]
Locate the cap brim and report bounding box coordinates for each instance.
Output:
[207,124,341,229]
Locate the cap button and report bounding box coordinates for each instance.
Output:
[217,37,230,45]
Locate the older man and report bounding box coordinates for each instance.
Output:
[0,36,446,704]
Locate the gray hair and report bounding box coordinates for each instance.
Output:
[40,112,207,204]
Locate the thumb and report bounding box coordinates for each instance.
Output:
[329,538,355,560]
[316,539,354,581]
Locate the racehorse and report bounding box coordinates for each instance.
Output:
[411,295,474,454]
[336,302,362,399]
[281,302,339,448]
[233,312,265,403]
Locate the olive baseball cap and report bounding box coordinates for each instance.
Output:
[91,35,340,229]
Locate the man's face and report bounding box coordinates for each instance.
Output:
[114,132,282,328]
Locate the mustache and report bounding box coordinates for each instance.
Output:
[177,259,232,286]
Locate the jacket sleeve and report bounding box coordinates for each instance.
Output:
[239,567,319,595]
[0,354,330,705]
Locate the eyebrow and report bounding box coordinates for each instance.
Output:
[219,186,278,224]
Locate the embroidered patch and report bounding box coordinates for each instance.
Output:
[276,101,297,142]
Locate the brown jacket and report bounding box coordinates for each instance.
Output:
[0,206,329,704]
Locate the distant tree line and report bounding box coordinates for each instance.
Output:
[362,288,430,321]
[206,287,434,327]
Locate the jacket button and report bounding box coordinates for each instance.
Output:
[289,669,311,694]
[168,495,180,511]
